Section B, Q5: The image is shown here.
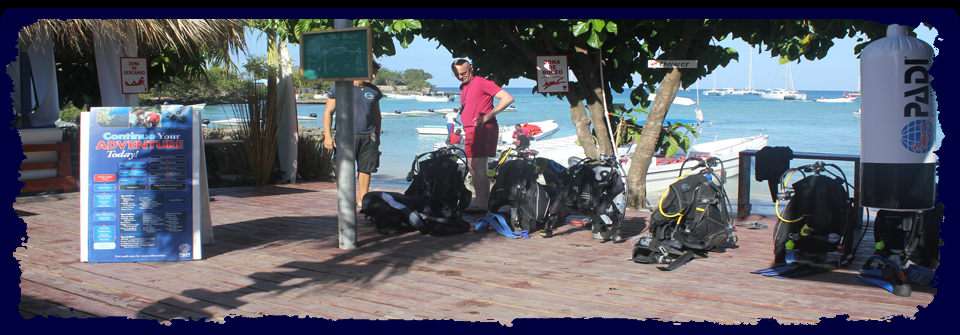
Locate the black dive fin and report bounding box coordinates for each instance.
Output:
[857,273,912,297]
[751,264,793,275]
[773,260,840,278]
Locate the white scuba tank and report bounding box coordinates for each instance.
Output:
[860,24,937,210]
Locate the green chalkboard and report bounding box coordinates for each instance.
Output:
[299,27,372,81]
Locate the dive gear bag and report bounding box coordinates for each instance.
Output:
[404,146,472,213]
[360,191,470,236]
[857,193,941,297]
[541,155,626,242]
[772,161,858,267]
[487,158,554,232]
[631,156,737,270]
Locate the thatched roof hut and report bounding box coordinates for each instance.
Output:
[18,19,249,69]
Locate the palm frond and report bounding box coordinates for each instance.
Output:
[19,19,248,71]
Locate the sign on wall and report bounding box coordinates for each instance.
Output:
[647,60,698,69]
[80,106,201,263]
[121,57,149,94]
[299,27,373,82]
[537,55,569,93]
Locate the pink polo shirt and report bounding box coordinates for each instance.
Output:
[459,76,503,133]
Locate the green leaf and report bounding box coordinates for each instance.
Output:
[663,137,679,158]
[573,21,589,36]
[404,19,422,29]
[591,19,605,32]
[587,31,601,49]
[606,21,618,34]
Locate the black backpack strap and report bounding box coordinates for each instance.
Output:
[659,251,696,271]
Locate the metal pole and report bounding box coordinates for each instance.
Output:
[334,19,358,249]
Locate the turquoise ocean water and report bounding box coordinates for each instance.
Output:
[199,87,943,210]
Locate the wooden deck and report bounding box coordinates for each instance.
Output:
[15,181,935,325]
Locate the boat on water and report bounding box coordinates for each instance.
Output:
[534,120,768,192]
[414,93,456,102]
[384,93,416,99]
[382,111,404,118]
[730,50,762,96]
[815,96,857,103]
[703,72,726,96]
[403,110,437,117]
[760,63,806,101]
[422,119,559,139]
[761,88,807,101]
[648,94,696,106]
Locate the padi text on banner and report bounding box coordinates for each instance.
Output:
[647,60,698,69]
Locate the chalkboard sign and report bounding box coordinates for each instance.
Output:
[300,27,373,81]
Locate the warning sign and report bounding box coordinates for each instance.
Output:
[537,55,568,93]
[121,57,149,94]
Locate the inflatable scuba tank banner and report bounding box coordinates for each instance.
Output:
[79,106,202,263]
[860,24,938,210]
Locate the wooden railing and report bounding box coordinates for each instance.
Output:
[20,142,77,194]
[737,149,861,225]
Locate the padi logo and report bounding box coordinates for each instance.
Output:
[178,243,192,258]
[364,92,375,99]
[901,120,934,154]
[680,184,691,192]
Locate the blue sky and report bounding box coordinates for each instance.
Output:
[234,23,939,91]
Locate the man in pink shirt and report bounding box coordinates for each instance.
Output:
[451,59,515,214]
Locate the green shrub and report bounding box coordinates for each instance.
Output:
[59,101,87,123]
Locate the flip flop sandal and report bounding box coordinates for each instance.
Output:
[736,221,768,229]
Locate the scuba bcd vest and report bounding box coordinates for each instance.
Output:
[631,157,736,270]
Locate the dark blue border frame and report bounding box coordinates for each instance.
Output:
[3,8,955,334]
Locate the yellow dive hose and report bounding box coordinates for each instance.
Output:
[775,170,804,223]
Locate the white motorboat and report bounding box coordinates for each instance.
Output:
[403,110,437,117]
[414,93,456,102]
[534,120,768,192]
[421,119,559,138]
[384,93,416,99]
[382,111,404,118]
[208,118,246,126]
[648,94,696,106]
[815,97,857,103]
[761,89,807,100]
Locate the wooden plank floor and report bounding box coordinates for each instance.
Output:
[15,181,935,325]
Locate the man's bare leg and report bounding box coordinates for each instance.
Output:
[358,172,371,207]
[467,157,490,210]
